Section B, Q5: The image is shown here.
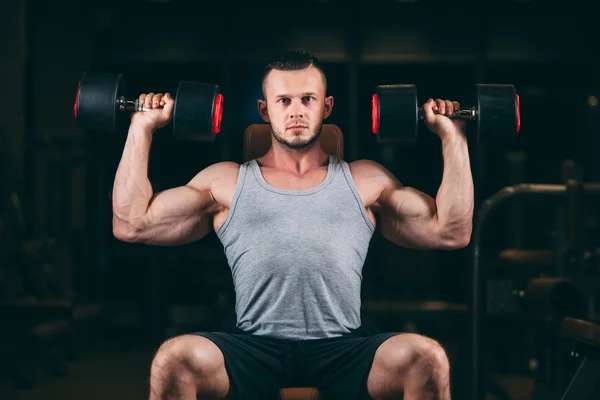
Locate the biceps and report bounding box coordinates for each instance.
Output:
[388,187,437,219]
[137,213,212,246]
[379,208,440,249]
[149,185,211,215]
[378,187,440,248]
[135,186,215,245]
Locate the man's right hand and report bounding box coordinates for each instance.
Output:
[130,92,175,133]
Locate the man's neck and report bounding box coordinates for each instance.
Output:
[260,142,329,175]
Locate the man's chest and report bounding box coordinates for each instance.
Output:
[260,168,382,207]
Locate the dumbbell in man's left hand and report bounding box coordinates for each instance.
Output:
[422,98,467,141]
[130,92,175,134]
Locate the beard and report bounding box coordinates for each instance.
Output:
[271,122,323,153]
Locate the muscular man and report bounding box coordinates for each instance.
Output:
[112,49,473,400]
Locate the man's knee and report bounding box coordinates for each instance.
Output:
[380,333,450,376]
[415,336,450,376]
[151,334,226,381]
[149,334,230,399]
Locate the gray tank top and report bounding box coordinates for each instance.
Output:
[216,155,375,340]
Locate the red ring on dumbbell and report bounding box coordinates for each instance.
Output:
[515,94,521,133]
[371,94,379,134]
[212,94,224,134]
[74,81,81,118]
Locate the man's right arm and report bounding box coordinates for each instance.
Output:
[111,121,225,246]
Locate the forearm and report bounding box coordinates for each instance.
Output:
[112,126,154,228]
[434,131,474,235]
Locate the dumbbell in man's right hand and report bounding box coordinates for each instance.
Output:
[130,92,175,133]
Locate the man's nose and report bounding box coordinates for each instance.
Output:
[289,100,304,119]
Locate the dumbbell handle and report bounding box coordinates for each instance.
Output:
[116,96,153,112]
[417,107,476,121]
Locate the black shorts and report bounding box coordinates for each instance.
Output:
[192,321,399,400]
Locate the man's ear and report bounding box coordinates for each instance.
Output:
[257,99,270,123]
[323,96,334,119]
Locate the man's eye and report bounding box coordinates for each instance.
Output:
[303,97,313,102]
[279,98,289,104]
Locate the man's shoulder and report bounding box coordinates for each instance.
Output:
[208,161,241,174]
[348,159,388,180]
[347,159,401,191]
[348,159,382,170]
[188,161,241,191]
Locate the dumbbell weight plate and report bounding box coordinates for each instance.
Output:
[74,71,127,133]
[372,84,419,145]
[172,81,224,142]
[476,84,521,143]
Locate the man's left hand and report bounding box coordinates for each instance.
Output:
[422,98,467,140]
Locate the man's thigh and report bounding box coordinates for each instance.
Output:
[192,330,288,400]
[299,323,401,400]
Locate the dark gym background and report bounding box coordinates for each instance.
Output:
[1,1,599,399]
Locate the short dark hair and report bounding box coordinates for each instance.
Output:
[261,48,327,96]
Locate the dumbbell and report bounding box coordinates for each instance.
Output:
[372,83,521,144]
[73,71,224,142]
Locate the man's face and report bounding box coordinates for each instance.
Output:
[258,66,334,152]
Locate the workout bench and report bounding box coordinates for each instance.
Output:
[241,123,345,399]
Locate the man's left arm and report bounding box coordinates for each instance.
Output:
[369,98,474,250]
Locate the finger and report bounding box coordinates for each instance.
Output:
[436,99,445,114]
[138,93,147,104]
[445,100,453,115]
[453,101,460,112]
[422,98,433,112]
[153,93,164,108]
[422,98,436,122]
[424,98,437,113]
[162,92,175,117]
[145,93,155,109]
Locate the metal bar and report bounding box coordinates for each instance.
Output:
[560,357,600,400]
[418,107,476,121]
[566,179,584,256]
[471,182,600,400]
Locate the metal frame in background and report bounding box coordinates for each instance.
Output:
[470,182,600,400]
